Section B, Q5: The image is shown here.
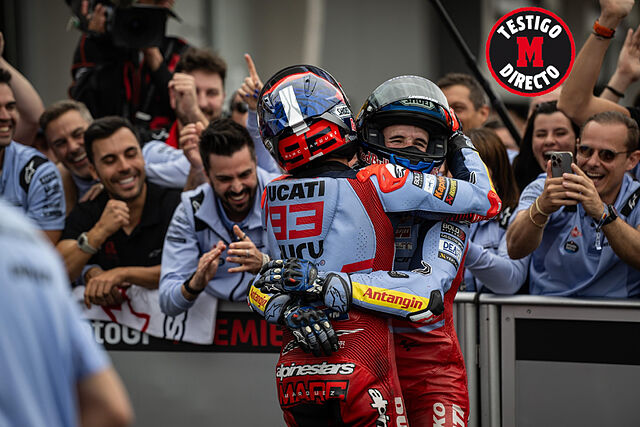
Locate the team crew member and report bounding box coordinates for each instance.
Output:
[0,68,65,244]
[0,199,132,427]
[57,116,181,307]
[507,111,640,296]
[39,100,102,215]
[159,119,279,319]
[249,67,500,426]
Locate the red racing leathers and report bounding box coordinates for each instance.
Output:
[251,142,499,426]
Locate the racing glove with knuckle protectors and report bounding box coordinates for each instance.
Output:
[252,258,352,313]
[282,300,340,357]
[251,258,445,323]
[247,277,340,356]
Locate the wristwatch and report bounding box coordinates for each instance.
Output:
[77,232,99,255]
[602,204,619,227]
[183,273,204,296]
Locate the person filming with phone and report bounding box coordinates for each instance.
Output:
[507,111,640,297]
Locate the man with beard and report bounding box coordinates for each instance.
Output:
[0,68,65,244]
[159,118,280,318]
[56,116,181,308]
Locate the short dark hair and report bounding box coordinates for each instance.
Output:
[582,111,640,152]
[0,68,11,86]
[437,72,488,109]
[200,119,255,171]
[39,100,93,136]
[84,116,139,164]
[175,48,227,84]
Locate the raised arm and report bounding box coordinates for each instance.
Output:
[240,54,282,174]
[0,32,44,145]
[601,24,640,102]
[558,0,635,124]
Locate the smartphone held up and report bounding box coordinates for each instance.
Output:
[550,151,574,178]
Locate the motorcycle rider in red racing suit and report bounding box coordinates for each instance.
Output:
[248,68,499,426]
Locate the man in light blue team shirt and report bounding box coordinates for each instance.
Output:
[0,199,132,427]
[507,111,640,297]
[0,68,65,244]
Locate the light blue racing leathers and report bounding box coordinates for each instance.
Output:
[250,140,500,426]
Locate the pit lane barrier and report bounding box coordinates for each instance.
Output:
[93,294,640,427]
[468,293,640,427]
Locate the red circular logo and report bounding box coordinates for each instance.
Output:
[486,7,575,97]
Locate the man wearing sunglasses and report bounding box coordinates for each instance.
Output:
[506,111,640,297]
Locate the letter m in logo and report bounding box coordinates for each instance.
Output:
[516,36,543,67]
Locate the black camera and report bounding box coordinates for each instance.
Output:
[67,0,176,49]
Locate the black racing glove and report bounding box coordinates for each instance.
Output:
[446,131,477,166]
[253,259,323,297]
[283,301,340,357]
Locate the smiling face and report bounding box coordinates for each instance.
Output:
[577,121,640,205]
[382,124,429,152]
[45,110,92,179]
[0,83,18,148]
[190,70,225,122]
[89,127,146,202]
[531,111,577,170]
[207,145,257,222]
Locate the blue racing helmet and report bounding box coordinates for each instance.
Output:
[357,75,455,173]
[257,65,357,172]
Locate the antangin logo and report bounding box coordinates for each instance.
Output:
[249,287,270,312]
[352,282,428,310]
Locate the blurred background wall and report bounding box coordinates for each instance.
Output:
[1,0,638,119]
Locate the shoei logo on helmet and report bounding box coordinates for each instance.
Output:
[399,98,437,110]
[486,7,574,96]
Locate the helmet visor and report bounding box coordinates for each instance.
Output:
[259,65,349,140]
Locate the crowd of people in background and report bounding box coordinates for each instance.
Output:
[2,0,640,425]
